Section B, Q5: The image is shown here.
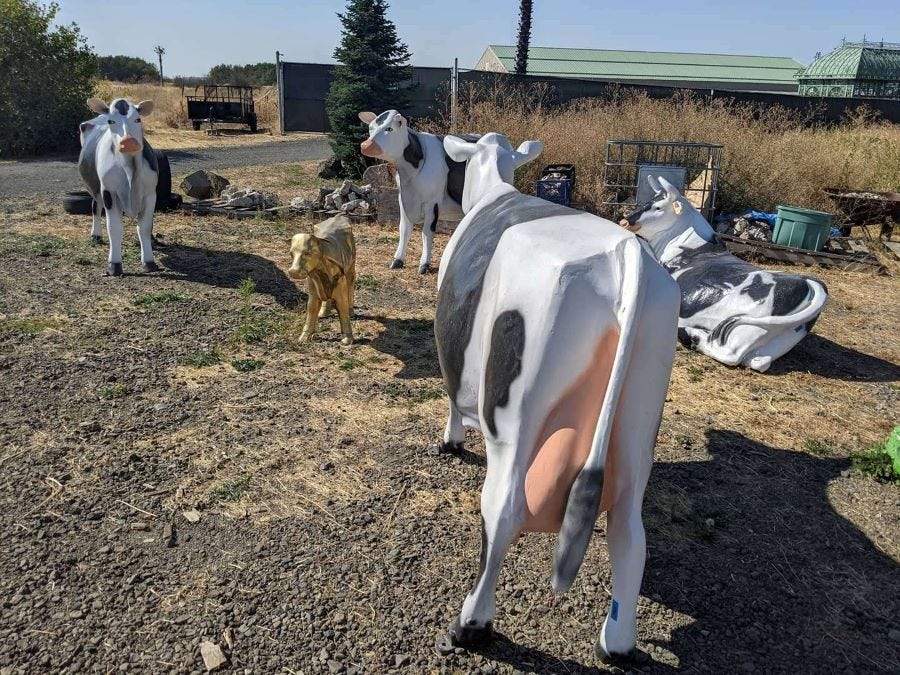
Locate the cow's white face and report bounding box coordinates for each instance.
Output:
[620,176,710,254]
[443,132,544,212]
[358,110,410,162]
[87,97,154,155]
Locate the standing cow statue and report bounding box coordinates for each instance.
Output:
[78,98,159,276]
[622,176,828,372]
[358,109,478,273]
[433,133,680,665]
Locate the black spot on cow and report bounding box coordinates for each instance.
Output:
[771,276,817,316]
[482,311,525,436]
[742,273,774,301]
[113,99,130,116]
[374,110,391,125]
[442,134,479,205]
[430,203,439,232]
[403,130,423,169]
[434,191,579,404]
[102,190,113,210]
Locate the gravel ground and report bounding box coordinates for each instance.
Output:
[0,194,897,675]
[0,137,330,199]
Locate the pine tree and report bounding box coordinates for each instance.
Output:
[514,0,533,75]
[326,0,412,176]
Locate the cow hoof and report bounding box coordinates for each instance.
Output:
[141,261,160,273]
[90,235,104,245]
[439,441,464,454]
[594,641,650,666]
[418,263,431,274]
[435,618,493,655]
[341,336,353,346]
[105,262,123,277]
[389,259,404,269]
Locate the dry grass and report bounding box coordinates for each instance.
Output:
[425,83,900,216]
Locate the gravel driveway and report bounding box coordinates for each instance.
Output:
[0,137,331,200]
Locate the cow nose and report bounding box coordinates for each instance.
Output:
[118,135,141,153]
[360,139,382,157]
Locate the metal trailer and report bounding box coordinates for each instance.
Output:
[186,85,258,132]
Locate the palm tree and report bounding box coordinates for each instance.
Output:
[514,0,533,75]
[153,45,165,86]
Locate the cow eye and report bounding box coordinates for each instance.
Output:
[108,120,114,125]
[135,118,141,123]
[385,127,393,133]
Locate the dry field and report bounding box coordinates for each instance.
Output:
[0,160,897,674]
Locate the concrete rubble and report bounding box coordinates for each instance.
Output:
[291,179,373,215]
[220,185,279,209]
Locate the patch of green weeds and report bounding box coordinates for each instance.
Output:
[22,235,67,257]
[210,476,251,502]
[0,317,64,338]
[74,256,94,266]
[686,364,705,383]
[356,275,379,290]
[409,386,445,404]
[803,438,833,457]
[674,433,695,450]
[233,277,268,344]
[850,428,900,484]
[134,292,191,306]
[375,234,399,245]
[338,355,365,371]
[99,383,128,400]
[178,349,220,367]
[231,358,264,373]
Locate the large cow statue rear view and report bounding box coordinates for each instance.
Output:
[434,134,680,664]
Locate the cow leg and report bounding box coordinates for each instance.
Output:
[90,198,103,241]
[104,205,125,277]
[137,193,158,273]
[438,452,525,653]
[390,208,413,269]
[439,398,465,453]
[299,296,322,343]
[418,203,439,274]
[595,264,676,664]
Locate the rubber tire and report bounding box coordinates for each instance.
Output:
[154,150,172,212]
[62,190,95,215]
[192,120,202,131]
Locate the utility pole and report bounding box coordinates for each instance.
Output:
[153,45,166,86]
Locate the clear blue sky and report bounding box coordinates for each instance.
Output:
[56,0,899,77]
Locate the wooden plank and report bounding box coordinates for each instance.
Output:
[718,234,884,274]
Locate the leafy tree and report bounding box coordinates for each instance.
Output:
[207,63,275,86]
[326,0,412,176]
[0,0,98,156]
[514,0,533,75]
[98,55,159,83]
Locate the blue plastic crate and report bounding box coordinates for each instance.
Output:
[536,178,572,206]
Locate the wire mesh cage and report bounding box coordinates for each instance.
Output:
[602,140,723,221]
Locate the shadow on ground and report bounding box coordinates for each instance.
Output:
[770,333,900,381]
[468,429,898,673]
[155,240,301,309]
[370,316,441,379]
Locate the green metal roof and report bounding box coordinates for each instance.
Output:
[486,45,803,85]
[799,41,900,82]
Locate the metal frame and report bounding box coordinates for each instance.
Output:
[186,85,257,130]
[602,139,723,221]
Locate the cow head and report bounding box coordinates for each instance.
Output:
[620,176,714,257]
[443,133,544,212]
[87,97,154,155]
[358,110,410,162]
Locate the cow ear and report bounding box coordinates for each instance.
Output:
[358,112,376,123]
[443,135,478,162]
[647,175,662,194]
[657,176,681,203]
[87,98,109,114]
[511,140,544,168]
[136,100,154,117]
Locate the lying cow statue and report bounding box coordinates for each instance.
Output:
[358,109,479,274]
[78,98,159,276]
[622,176,828,372]
[287,215,356,345]
[434,134,680,665]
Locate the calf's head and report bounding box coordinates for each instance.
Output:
[442,132,544,212]
[620,176,714,256]
[358,110,410,162]
[86,97,154,155]
[288,233,321,281]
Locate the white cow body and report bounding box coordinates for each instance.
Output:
[435,135,680,664]
[359,109,478,273]
[78,98,159,276]
[623,176,828,372]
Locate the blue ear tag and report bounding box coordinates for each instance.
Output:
[610,599,619,621]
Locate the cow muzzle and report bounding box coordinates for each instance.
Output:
[360,139,382,158]
[118,135,141,154]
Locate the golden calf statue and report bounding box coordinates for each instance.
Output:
[288,215,356,345]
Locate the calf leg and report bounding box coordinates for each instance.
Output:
[137,194,158,272]
[299,296,322,343]
[90,198,103,241]
[105,205,125,277]
[418,203,439,274]
[390,207,413,269]
[333,279,353,345]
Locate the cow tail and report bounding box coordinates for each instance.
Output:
[708,278,827,345]
[552,237,646,593]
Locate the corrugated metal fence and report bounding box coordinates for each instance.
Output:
[277,60,900,133]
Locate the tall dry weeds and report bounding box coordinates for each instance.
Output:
[425,82,900,215]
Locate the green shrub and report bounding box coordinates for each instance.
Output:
[851,428,900,484]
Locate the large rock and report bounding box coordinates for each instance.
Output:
[317,156,343,180]
[180,170,230,200]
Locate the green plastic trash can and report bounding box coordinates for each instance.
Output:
[772,205,833,252]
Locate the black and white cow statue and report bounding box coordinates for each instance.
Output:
[78,98,159,276]
[622,176,828,372]
[358,109,479,273]
[433,133,680,665]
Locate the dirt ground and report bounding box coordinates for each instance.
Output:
[1,162,898,674]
